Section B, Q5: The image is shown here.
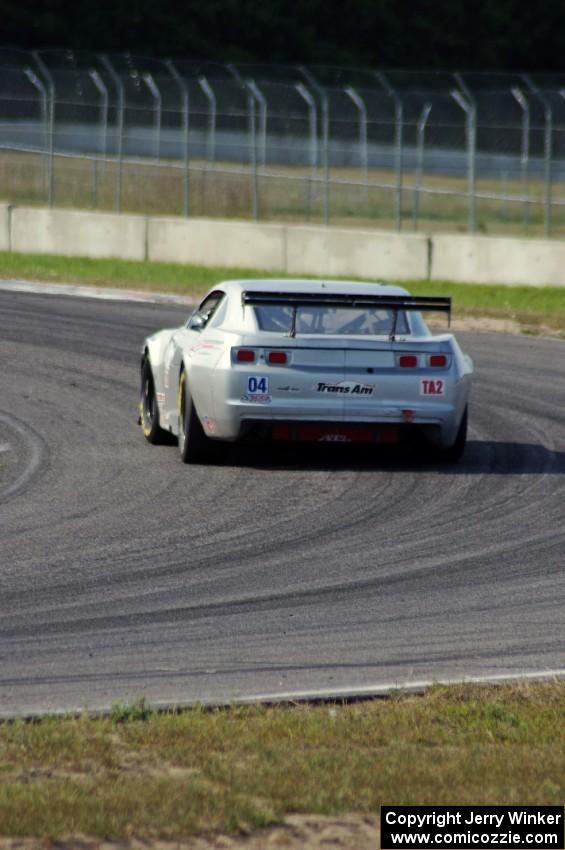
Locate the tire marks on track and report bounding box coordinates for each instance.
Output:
[0,293,564,716]
[0,412,48,503]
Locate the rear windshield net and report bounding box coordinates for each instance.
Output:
[254,305,409,336]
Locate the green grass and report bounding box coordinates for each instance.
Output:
[394,278,565,334]
[1,250,565,335]
[0,683,563,839]
[0,250,286,297]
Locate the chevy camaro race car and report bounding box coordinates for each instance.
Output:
[140,279,473,463]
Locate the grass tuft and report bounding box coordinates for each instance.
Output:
[110,697,154,724]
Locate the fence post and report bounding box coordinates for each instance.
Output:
[166,60,190,217]
[344,86,368,197]
[523,75,552,238]
[412,102,432,230]
[320,92,329,225]
[198,76,216,166]
[246,80,267,166]
[142,72,162,160]
[24,67,49,199]
[295,82,317,221]
[100,55,124,213]
[450,87,476,234]
[248,91,258,220]
[295,82,318,169]
[227,66,264,220]
[300,67,329,225]
[511,86,530,231]
[32,52,55,207]
[375,72,403,231]
[89,69,109,208]
[454,73,477,235]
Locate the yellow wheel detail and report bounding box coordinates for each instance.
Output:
[177,368,225,464]
[178,371,185,415]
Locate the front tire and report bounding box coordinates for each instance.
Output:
[178,369,225,464]
[140,356,167,444]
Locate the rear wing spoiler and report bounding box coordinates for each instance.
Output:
[242,291,452,340]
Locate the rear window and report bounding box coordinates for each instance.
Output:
[254,305,410,336]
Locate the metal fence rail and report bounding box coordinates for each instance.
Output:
[2,49,565,237]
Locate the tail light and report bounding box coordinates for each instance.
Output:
[429,354,448,368]
[399,355,418,368]
[267,351,288,365]
[235,349,256,362]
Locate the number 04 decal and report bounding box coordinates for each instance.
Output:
[421,379,445,396]
[247,376,269,393]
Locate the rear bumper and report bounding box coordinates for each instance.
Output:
[209,362,471,448]
[213,398,465,447]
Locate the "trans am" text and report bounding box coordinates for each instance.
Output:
[316,381,374,396]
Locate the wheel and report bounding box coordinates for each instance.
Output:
[177,369,226,464]
[140,356,168,444]
[437,405,468,463]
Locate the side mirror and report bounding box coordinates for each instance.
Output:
[188,313,205,330]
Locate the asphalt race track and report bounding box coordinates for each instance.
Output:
[1,287,564,717]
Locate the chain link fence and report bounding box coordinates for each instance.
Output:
[2,49,565,237]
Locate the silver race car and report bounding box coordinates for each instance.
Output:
[140,279,473,463]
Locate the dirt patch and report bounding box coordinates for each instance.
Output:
[0,815,379,850]
[428,314,523,335]
[449,315,523,334]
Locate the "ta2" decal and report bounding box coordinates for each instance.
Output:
[421,379,445,396]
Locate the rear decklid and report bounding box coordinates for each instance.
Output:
[236,289,453,419]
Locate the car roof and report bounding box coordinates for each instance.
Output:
[215,279,410,298]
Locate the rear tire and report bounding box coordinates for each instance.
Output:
[178,369,226,464]
[437,405,468,463]
[140,356,167,444]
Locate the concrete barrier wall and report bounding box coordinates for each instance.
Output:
[5,205,565,287]
[0,204,11,251]
[431,233,565,287]
[147,218,428,279]
[10,208,147,261]
[147,217,287,271]
[286,225,429,280]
